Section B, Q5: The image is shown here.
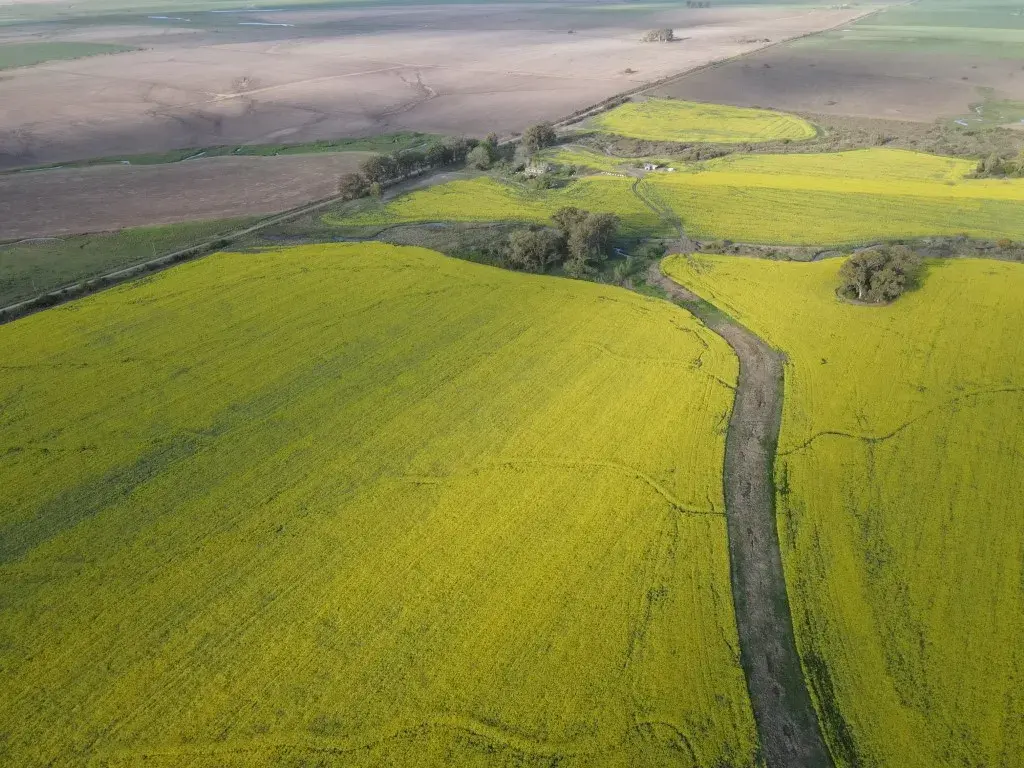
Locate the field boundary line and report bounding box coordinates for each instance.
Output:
[536,4,890,134]
[645,260,834,768]
[634,4,894,103]
[0,2,894,326]
[0,168,465,326]
[0,198,342,325]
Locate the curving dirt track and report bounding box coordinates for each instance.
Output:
[647,261,833,768]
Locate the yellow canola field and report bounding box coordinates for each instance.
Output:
[534,146,638,173]
[652,183,1024,245]
[664,255,1024,768]
[535,147,681,174]
[662,162,1024,202]
[0,244,755,767]
[692,148,976,183]
[588,99,818,144]
[336,175,660,232]
[340,148,1024,246]
[648,148,1024,244]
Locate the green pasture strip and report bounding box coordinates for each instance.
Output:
[2,133,439,174]
[0,41,135,70]
[0,218,253,306]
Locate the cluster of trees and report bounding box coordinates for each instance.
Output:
[338,135,504,200]
[975,150,1024,178]
[506,207,619,278]
[838,246,922,303]
[641,29,675,42]
[522,123,558,154]
[685,1,711,6]
[467,133,502,169]
[339,123,563,201]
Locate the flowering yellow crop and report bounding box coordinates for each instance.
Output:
[534,146,678,174]
[337,148,1024,246]
[337,175,664,233]
[0,244,755,767]
[664,254,1024,768]
[694,148,975,183]
[588,99,818,143]
[648,148,1024,244]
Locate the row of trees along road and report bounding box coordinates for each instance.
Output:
[338,135,505,199]
[339,120,561,199]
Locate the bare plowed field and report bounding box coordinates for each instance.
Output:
[0,153,370,240]
[0,2,869,168]
[653,0,1024,122]
[652,46,1024,122]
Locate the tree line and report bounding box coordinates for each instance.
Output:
[338,134,507,200]
[338,122,562,201]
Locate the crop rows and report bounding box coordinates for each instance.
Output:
[650,182,1024,244]
[336,176,664,234]
[694,148,976,183]
[664,255,1024,768]
[588,99,818,144]
[0,243,755,767]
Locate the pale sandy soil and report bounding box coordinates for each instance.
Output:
[0,2,871,169]
[0,152,370,239]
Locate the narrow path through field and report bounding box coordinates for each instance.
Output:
[646,261,833,768]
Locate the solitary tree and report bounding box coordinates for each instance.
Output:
[522,123,558,154]
[838,246,922,303]
[641,28,675,42]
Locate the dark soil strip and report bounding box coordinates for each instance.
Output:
[646,262,833,768]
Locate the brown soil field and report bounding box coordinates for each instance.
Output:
[0,152,370,240]
[0,2,870,169]
[651,44,1024,122]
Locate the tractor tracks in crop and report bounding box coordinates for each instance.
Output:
[630,175,689,245]
[645,261,833,768]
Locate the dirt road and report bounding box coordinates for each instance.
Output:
[647,261,833,768]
